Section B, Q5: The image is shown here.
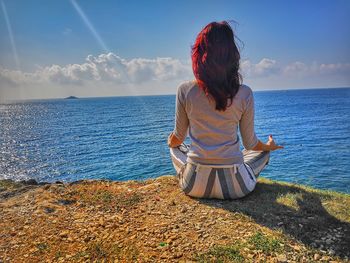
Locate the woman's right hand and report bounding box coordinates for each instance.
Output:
[266,135,284,151]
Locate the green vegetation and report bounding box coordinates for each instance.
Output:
[87,242,109,260]
[0,179,22,192]
[159,242,168,247]
[248,232,281,253]
[93,190,114,203]
[195,244,244,263]
[77,188,143,211]
[36,242,49,253]
[196,231,282,262]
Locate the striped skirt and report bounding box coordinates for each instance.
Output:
[170,145,270,199]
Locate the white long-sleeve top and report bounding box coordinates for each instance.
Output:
[173,80,258,165]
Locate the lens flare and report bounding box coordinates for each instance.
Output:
[70,0,109,52]
[1,0,20,69]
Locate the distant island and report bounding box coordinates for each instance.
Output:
[64,96,78,99]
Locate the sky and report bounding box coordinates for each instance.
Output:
[0,0,350,101]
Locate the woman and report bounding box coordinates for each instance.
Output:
[168,21,283,199]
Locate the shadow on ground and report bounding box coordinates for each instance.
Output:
[198,180,350,259]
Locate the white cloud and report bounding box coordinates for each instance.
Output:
[241,58,350,80]
[0,53,349,100]
[283,61,309,76]
[241,58,279,77]
[0,53,191,88]
[283,61,350,76]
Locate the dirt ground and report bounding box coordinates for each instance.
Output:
[0,176,349,262]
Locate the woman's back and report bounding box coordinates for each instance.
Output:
[175,80,258,165]
[169,21,283,199]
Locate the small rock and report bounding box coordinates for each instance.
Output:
[328,249,335,255]
[290,244,301,251]
[59,230,69,238]
[277,254,287,263]
[44,207,55,213]
[314,254,321,260]
[174,252,183,258]
[57,199,76,205]
[325,239,333,245]
[23,179,38,185]
[181,207,187,213]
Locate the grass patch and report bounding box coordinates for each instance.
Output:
[54,250,64,260]
[87,242,109,260]
[72,189,143,211]
[195,244,244,263]
[76,188,143,211]
[0,179,22,192]
[72,251,89,260]
[33,242,50,256]
[36,242,49,253]
[159,242,168,247]
[93,190,114,203]
[276,192,303,211]
[248,231,281,253]
[115,192,142,208]
[84,242,126,261]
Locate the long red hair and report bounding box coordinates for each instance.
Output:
[191,21,242,111]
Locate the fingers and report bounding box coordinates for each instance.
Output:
[266,134,284,150]
[272,145,284,150]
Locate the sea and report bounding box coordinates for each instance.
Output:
[1,87,349,193]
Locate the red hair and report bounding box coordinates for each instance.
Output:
[191,21,241,111]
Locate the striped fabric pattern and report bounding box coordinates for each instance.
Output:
[171,145,270,199]
[178,162,257,199]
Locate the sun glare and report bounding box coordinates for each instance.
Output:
[70,0,109,52]
[1,0,20,69]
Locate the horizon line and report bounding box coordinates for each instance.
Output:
[1,85,349,103]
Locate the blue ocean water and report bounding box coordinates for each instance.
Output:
[0,88,349,193]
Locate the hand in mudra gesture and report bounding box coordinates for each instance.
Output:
[266,135,284,151]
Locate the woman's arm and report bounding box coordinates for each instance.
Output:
[239,87,283,152]
[239,88,259,150]
[168,84,189,148]
[252,135,284,151]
